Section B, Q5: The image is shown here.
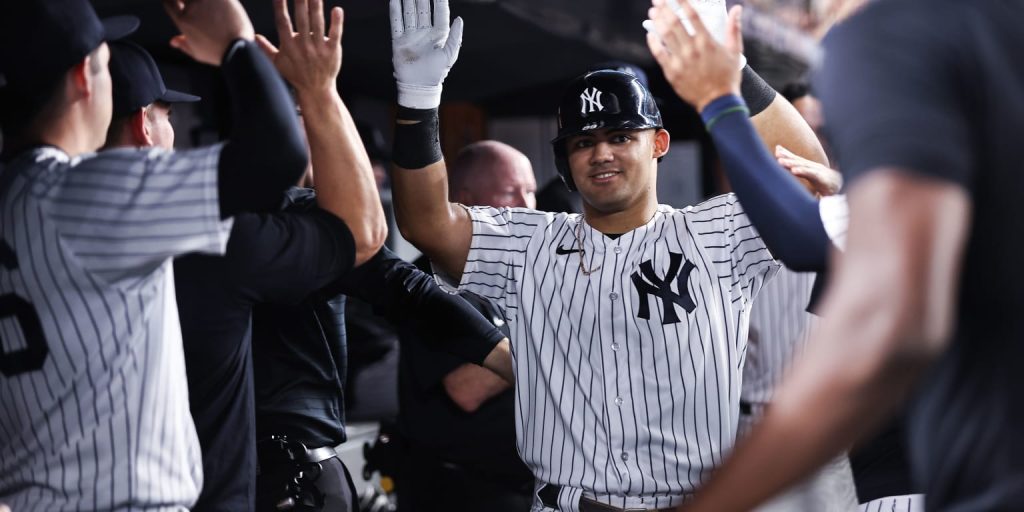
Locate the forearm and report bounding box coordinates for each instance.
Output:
[443,363,512,412]
[391,108,471,279]
[703,95,830,270]
[750,95,828,168]
[339,248,503,364]
[218,40,308,217]
[298,88,387,265]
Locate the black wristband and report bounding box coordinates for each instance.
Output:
[740,65,777,117]
[392,106,443,169]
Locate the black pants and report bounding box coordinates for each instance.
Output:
[397,451,533,512]
[257,455,357,512]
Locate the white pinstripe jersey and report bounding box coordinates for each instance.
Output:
[0,145,232,511]
[741,267,816,404]
[819,194,849,250]
[742,194,849,404]
[436,193,779,509]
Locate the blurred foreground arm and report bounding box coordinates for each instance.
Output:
[681,171,969,511]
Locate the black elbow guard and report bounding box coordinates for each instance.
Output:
[392,106,443,169]
[740,65,777,117]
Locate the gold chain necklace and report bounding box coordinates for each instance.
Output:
[575,217,602,276]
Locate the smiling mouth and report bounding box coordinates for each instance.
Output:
[591,171,620,180]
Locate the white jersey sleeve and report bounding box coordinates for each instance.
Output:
[686,194,780,306]
[819,194,849,251]
[46,145,233,282]
[433,206,557,323]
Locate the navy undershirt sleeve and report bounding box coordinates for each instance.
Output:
[327,247,503,365]
[217,40,308,217]
[702,94,830,272]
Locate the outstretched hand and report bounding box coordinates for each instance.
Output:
[646,0,744,112]
[255,0,343,95]
[163,0,255,66]
[776,145,843,197]
[389,0,464,109]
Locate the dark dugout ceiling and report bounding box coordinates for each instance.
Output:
[90,0,669,115]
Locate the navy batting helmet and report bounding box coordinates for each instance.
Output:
[551,70,663,191]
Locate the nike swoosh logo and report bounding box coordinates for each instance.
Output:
[556,245,582,255]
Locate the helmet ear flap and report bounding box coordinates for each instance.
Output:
[553,144,577,192]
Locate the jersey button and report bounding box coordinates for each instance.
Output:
[611,342,620,351]
[613,246,622,254]
[614,396,624,406]
[609,292,619,300]
[621,452,630,462]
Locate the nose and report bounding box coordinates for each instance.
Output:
[589,141,614,165]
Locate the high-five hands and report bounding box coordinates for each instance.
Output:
[255,0,343,95]
[389,0,464,109]
[163,0,255,66]
[646,0,744,112]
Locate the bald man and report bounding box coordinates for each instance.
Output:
[397,140,536,512]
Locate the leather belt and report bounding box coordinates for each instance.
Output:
[578,497,677,512]
[540,484,681,512]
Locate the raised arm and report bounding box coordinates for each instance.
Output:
[647,2,831,270]
[164,0,309,216]
[256,0,387,266]
[387,0,473,281]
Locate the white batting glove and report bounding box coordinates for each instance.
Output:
[389,0,464,109]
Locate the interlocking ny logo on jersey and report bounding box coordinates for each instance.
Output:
[631,252,697,325]
[580,87,604,114]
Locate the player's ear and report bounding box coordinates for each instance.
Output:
[652,128,670,159]
[130,107,152,147]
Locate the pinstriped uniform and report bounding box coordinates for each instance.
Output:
[435,193,779,511]
[0,146,232,511]
[741,267,817,404]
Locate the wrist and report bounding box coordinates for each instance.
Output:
[397,82,443,110]
[295,85,339,106]
[701,94,749,131]
[697,88,741,114]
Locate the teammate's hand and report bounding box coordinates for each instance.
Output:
[389,0,464,109]
[255,0,343,96]
[646,0,743,112]
[776,145,843,197]
[163,0,256,66]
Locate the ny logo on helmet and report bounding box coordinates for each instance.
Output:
[580,87,604,115]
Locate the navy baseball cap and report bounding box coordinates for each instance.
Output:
[109,41,200,118]
[0,0,138,98]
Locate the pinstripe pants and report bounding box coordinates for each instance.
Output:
[738,406,859,512]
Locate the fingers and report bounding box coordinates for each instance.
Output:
[725,5,744,55]
[416,0,431,28]
[273,0,294,41]
[444,16,464,63]
[664,0,696,37]
[650,4,688,57]
[169,34,193,56]
[294,0,311,39]
[647,30,671,67]
[327,7,344,47]
[403,0,417,32]
[254,34,280,58]
[674,0,713,40]
[434,0,452,28]
[309,0,325,39]
[389,0,404,37]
